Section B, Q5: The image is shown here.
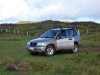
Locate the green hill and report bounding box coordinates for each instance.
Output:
[17,21,39,24]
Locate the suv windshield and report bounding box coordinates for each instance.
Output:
[40,30,59,38]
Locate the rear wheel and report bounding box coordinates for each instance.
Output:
[45,45,55,56]
[30,52,39,55]
[70,44,78,53]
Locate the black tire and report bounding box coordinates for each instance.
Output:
[70,44,78,53]
[30,52,39,55]
[45,45,55,56]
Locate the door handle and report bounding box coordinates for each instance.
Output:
[69,38,72,40]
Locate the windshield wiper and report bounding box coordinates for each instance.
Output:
[40,37,44,38]
[45,37,55,38]
[40,37,54,38]
[40,37,50,38]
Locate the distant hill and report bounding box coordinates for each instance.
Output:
[17,21,39,24]
[17,20,70,24]
[0,20,100,37]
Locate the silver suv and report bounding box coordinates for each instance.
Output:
[26,28,81,56]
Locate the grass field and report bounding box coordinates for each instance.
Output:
[0,33,100,75]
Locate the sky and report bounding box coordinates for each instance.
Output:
[0,0,100,24]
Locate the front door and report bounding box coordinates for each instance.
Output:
[56,30,74,50]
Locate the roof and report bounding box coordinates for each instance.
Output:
[51,28,75,30]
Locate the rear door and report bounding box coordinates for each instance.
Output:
[56,30,74,50]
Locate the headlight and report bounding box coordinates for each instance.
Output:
[37,42,45,46]
[27,42,30,45]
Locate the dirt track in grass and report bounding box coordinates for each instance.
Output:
[80,47,100,52]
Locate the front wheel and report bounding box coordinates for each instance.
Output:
[45,45,55,56]
[70,44,78,53]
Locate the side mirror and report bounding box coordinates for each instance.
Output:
[56,36,60,39]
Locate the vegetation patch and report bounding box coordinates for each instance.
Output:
[1,58,64,72]
[89,52,100,65]
[0,37,21,41]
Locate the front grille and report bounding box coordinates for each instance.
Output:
[30,42,37,46]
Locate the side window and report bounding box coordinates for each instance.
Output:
[59,30,67,39]
[67,29,77,37]
[73,30,77,36]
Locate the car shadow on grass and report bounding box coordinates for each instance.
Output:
[55,50,72,55]
[28,50,73,57]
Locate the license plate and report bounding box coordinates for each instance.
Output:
[29,47,34,50]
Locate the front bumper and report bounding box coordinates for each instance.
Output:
[26,46,46,52]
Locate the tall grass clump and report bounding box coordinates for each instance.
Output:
[0,58,13,66]
[30,58,64,72]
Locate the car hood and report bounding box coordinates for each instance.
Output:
[30,38,54,43]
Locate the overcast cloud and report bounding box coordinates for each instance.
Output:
[0,0,100,23]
